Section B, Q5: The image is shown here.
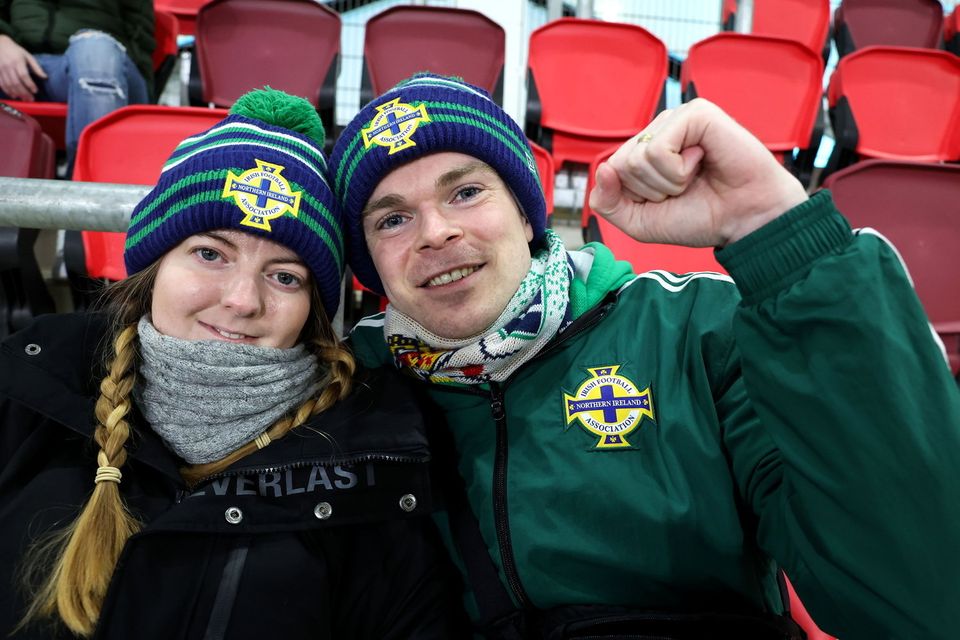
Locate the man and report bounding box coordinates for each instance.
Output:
[0,0,154,173]
[331,73,960,639]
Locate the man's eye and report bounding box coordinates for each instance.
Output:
[378,213,406,230]
[454,186,481,202]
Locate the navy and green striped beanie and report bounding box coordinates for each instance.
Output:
[124,88,344,317]
[330,73,546,295]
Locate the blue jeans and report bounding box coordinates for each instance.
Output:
[31,30,148,173]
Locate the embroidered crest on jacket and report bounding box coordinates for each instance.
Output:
[563,365,655,449]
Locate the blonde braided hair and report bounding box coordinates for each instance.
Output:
[21,262,354,636]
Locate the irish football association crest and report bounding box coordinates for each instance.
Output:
[361,99,431,154]
[563,366,655,449]
[222,159,302,231]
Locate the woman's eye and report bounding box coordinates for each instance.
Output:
[274,271,303,287]
[378,213,406,230]
[197,247,221,261]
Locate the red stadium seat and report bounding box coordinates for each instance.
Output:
[5,9,182,151]
[530,140,555,217]
[151,10,181,96]
[526,18,667,170]
[827,46,960,166]
[581,145,726,276]
[0,103,57,336]
[0,102,55,179]
[946,6,960,55]
[821,159,960,376]
[721,0,738,30]
[724,0,831,57]
[70,105,228,288]
[192,0,339,136]
[681,32,824,183]
[833,0,944,57]
[360,6,505,106]
[154,0,211,36]
[782,574,838,640]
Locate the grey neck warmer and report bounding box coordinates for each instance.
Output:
[135,316,320,464]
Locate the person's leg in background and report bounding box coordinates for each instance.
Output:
[36,30,149,176]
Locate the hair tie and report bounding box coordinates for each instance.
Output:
[95,466,122,484]
[255,432,272,450]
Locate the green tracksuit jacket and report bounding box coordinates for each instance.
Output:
[349,191,960,639]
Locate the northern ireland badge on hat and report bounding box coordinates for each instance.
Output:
[222,159,302,231]
[361,98,431,155]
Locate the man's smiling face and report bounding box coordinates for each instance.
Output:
[362,152,534,339]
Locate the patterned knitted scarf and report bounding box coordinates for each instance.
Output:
[384,229,572,384]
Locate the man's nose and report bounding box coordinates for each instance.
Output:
[417,206,463,250]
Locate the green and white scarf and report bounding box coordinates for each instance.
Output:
[384,230,572,384]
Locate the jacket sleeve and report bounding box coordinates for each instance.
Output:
[715,190,960,639]
[118,0,155,84]
[0,1,18,41]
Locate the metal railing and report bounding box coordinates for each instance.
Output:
[0,177,149,232]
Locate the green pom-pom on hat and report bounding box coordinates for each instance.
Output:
[230,86,325,148]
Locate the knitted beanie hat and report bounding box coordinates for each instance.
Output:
[329,73,546,295]
[124,88,344,317]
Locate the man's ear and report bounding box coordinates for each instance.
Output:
[522,215,534,243]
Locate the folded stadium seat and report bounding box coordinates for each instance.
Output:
[681,32,825,186]
[191,0,339,142]
[151,10,181,97]
[826,46,960,172]
[530,140,555,217]
[4,9,181,151]
[0,103,56,337]
[833,0,944,58]
[67,104,228,306]
[723,0,831,59]
[946,6,960,55]
[720,0,738,30]
[154,0,212,36]
[360,5,505,106]
[580,145,726,275]
[821,159,960,377]
[782,574,838,640]
[526,18,667,171]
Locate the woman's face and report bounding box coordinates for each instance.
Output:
[151,230,312,349]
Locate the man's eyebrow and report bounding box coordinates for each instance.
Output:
[436,161,494,190]
[361,160,496,219]
[362,193,406,218]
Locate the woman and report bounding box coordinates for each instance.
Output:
[0,89,466,638]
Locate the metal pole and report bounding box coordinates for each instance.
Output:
[735,0,754,33]
[0,178,149,231]
[547,0,563,22]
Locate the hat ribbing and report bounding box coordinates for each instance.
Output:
[329,73,546,295]
[124,89,344,317]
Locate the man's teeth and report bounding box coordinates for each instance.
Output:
[428,266,477,287]
[217,328,247,339]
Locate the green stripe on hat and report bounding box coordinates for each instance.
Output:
[168,123,328,171]
[336,104,538,205]
[128,169,230,230]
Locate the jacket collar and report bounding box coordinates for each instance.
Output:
[0,313,431,484]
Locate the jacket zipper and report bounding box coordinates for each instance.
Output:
[489,381,532,609]
[481,299,615,610]
[196,452,426,486]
